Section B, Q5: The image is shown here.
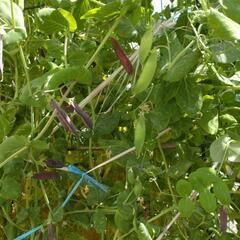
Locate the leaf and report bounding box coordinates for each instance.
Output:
[178,198,195,217]
[81,1,120,20]
[210,42,240,64]
[164,49,200,82]
[220,0,240,24]
[30,140,49,151]
[210,135,231,163]
[199,112,218,135]
[94,113,120,137]
[176,80,203,115]
[134,116,146,157]
[46,66,91,90]
[0,176,21,200]
[199,190,217,213]
[37,8,77,34]
[208,8,240,41]
[58,8,77,32]
[176,180,193,197]
[227,141,240,162]
[92,210,107,233]
[0,136,28,164]
[0,115,11,141]
[0,0,27,46]
[213,180,231,205]
[137,223,152,240]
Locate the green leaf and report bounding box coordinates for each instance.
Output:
[176,180,193,197]
[30,140,49,151]
[0,115,11,141]
[37,8,77,34]
[134,116,146,157]
[114,205,133,233]
[58,8,77,32]
[46,66,92,90]
[213,180,231,205]
[178,198,195,217]
[81,1,120,20]
[0,0,27,45]
[0,176,21,200]
[92,210,107,233]
[94,113,120,137]
[176,80,203,115]
[227,141,240,162]
[199,112,218,135]
[208,8,240,41]
[210,42,240,64]
[0,136,28,164]
[210,135,231,163]
[199,190,217,213]
[164,49,200,82]
[220,0,240,24]
[137,222,152,240]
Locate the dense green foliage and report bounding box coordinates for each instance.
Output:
[0,0,240,239]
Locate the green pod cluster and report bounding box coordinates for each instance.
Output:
[134,115,146,157]
[139,25,153,64]
[208,8,240,41]
[133,50,157,95]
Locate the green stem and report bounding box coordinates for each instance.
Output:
[157,141,176,205]
[1,207,26,231]
[0,146,28,169]
[64,32,68,67]
[85,17,121,68]
[19,45,32,95]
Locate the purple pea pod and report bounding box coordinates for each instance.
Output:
[219,206,227,234]
[72,101,93,129]
[48,224,56,240]
[38,231,44,240]
[50,100,78,135]
[45,159,65,168]
[33,171,59,180]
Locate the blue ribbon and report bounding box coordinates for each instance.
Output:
[67,165,108,192]
[15,225,42,240]
[15,166,108,239]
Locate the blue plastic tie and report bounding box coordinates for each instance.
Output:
[67,165,108,192]
[60,175,85,208]
[15,225,42,240]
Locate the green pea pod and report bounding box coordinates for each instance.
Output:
[134,116,145,157]
[133,50,157,95]
[208,8,240,41]
[139,25,153,64]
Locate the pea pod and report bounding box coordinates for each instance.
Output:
[134,116,145,157]
[208,8,240,41]
[133,50,157,95]
[139,25,153,64]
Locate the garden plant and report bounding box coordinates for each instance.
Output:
[0,0,240,239]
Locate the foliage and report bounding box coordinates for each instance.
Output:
[0,0,240,239]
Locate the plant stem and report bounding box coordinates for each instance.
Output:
[157,141,176,205]
[19,45,32,95]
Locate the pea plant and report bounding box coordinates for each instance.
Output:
[0,0,240,239]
